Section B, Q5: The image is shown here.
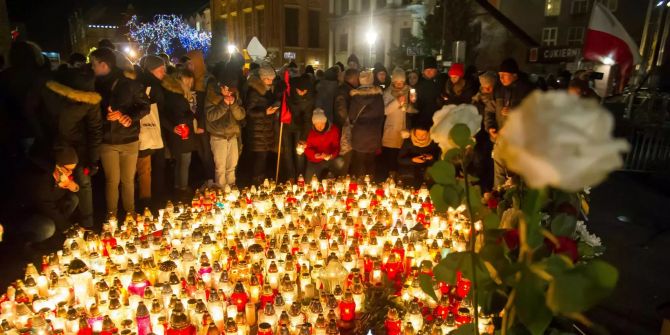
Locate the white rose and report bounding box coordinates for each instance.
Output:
[495,91,629,192]
[430,104,482,154]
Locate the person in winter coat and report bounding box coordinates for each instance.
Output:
[136,55,166,209]
[245,65,282,184]
[486,58,535,187]
[443,63,478,105]
[334,69,359,176]
[347,54,361,70]
[398,125,440,187]
[304,109,342,180]
[91,47,150,215]
[413,56,444,127]
[349,70,384,177]
[282,74,314,181]
[33,67,103,228]
[470,72,496,192]
[315,67,340,123]
[20,147,80,249]
[379,67,417,181]
[206,70,246,187]
[160,69,197,196]
[407,70,420,88]
[186,50,215,183]
[373,63,391,89]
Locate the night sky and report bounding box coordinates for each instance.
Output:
[6,0,207,53]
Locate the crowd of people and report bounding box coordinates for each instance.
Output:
[0,39,600,251]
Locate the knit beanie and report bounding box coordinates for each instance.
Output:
[55,146,79,166]
[312,108,327,124]
[478,71,497,87]
[423,56,438,70]
[259,65,276,79]
[499,58,519,74]
[391,67,406,83]
[448,63,465,77]
[359,70,374,86]
[143,55,165,71]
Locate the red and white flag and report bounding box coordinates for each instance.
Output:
[583,3,641,80]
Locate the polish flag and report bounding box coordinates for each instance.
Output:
[583,3,641,80]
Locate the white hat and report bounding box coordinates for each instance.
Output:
[391,67,406,83]
[312,108,327,124]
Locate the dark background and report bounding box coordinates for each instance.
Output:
[6,0,205,53]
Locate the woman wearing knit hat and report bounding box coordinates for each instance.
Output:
[443,63,478,105]
[304,108,342,180]
[378,67,417,180]
[348,70,384,178]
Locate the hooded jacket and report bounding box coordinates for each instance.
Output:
[245,76,281,152]
[287,88,315,139]
[95,68,151,145]
[414,75,444,127]
[34,80,103,165]
[159,75,196,154]
[348,85,384,153]
[205,83,246,139]
[186,50,208,129]
[315,79,339,124]
[382,85,416,149]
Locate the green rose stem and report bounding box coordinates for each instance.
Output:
[460,149,480,335]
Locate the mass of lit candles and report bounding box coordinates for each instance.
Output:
[0,175,496,335]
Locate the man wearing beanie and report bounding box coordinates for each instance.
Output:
[413,56,444,127]
[280,73,314,181]
[32,66,102,228]
[348,70,384,177]
[19,146,80,250]
[304,108,342,180]
[444,63,477,105]
[136,54,167,209]
[489,57,535,187]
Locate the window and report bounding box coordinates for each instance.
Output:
[308,10,320,48]
[595,0,618,12]
[244,11,253,41]
[339,33,348,52]
[545,0,562,16]
[542,27,558,46]
[567,26,584,45]
[341,0,349,15]
[400,28,412,47]
[257,9,265,38]
[571,0,588,14]
[361,0,370,12]
[284,7,299,46]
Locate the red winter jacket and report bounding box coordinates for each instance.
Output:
[305,124,340,163]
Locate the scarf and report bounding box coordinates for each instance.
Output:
[390,85,410,99]
[411,130,432,148]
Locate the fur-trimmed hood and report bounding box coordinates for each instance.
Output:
[350,85,383,97]
[161,75,186,95]
[46,80,101,105]
[247,76,269,95]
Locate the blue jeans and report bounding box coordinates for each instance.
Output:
[174,152,192,190]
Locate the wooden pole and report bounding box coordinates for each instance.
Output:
[275,122,284,182]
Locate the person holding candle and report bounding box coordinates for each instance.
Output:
[397,124,440,187]
[304,109,341,180]
[19,146,81,252]
[160,68,197,199]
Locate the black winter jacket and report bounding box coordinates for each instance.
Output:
[398,137,440,179]
[316,79,339,124]
[334,82,355,129]
[414,76,444,127]
[160,75,197,154]
[287,90,315,140]
[33,81,103,165]
[486,78,535,131]
[95,68,150,145]
[245,76,282,152]
[348,85,385,153]
[444,78,478,106]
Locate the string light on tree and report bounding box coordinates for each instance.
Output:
[127,15,211,55]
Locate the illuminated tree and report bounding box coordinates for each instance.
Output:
[127,15,211,55]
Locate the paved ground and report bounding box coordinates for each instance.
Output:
[0,170,667,334]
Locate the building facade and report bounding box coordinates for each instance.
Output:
[328,0,428,68]
[210,0,329,68]
[68,5,136,57]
